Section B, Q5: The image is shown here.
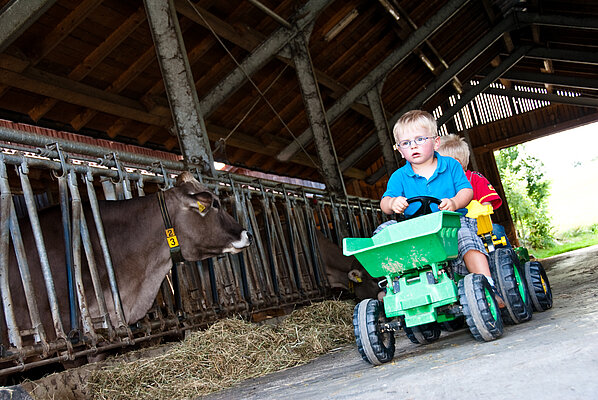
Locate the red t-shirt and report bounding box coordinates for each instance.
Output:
[466,170,502,209]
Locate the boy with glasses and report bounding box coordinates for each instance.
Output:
[380,110,505,307]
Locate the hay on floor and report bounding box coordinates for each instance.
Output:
[87,300,355,400]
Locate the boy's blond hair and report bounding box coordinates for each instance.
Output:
[438,134,470,169]
[392,110,437,143]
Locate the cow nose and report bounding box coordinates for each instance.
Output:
[245,230,253,245]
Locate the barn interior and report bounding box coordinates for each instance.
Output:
[0,0,597,377]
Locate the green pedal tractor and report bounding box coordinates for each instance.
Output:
[343,196,551,365]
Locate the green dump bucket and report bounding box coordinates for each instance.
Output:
[343,211,461,278]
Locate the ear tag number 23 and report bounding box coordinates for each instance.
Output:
[165,228,179,248]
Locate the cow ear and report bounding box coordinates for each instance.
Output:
[175,171,197,186]
[348,269,363,283]
[193,191,213,216]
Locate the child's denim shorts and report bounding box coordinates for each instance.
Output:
[450,216,488,276]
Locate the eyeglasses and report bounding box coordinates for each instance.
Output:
[394,136,437,150]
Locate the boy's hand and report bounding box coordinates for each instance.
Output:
[439,198,457,211]
[390,196,409,214]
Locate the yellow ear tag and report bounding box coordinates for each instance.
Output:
[197,201,206,213]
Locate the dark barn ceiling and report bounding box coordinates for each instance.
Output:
[0,0,596,198]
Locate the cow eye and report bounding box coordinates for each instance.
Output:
[212,199,220,209]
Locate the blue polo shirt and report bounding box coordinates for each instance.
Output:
[382,152,472,216]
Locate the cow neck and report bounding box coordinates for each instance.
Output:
[157,190,185,263]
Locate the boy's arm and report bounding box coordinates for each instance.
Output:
[439,188,473,211]
[381,196,409,215]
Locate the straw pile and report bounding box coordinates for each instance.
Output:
[86,300,355,400]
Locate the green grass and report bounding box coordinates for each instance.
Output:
[530,224,598,259]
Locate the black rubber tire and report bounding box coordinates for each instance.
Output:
[489,248,533,325]
[353,299,395,365]
[404,323,441,344]
[458,274,503,342]
[524,261,553,312]
[440,316,466,332]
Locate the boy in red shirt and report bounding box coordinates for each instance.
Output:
[438,134,509,244]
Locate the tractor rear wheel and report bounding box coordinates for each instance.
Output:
[524,261,553,312]
[490,248,533,324]
[458,274,503,342]
[353,299,395,365]
[404,323,441,344]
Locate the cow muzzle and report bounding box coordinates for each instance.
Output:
[230,230,252,251]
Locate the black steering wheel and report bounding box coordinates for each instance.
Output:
[406,196,441,218]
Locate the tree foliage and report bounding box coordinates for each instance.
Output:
[495,146,553,248]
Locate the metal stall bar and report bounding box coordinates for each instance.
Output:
[268,192,300,298]
[67,170,97,345]
[17,159,69,345]
[245,190,277,303]
[0,155,22,349]
[47,144,77,333]
[257,181,280,297]
[280,186,303,293]
[83,170,129,335]
[302,189,328,289]
[227,177,251,306]
[236,187,269,306]
[79,168,115,339]
[7,181,48,349]
[290,196,319,293]
[57,173,77,332]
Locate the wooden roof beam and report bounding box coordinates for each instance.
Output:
[0,0,102,98]
[496,70,598,91]
[277,0,471,162]
[338,5,515,172]
[483,87,598,108]
[0,62,169,127]
[0,0,57,53]
[193,0,333,117]
[27,6,147,122]
[173,0,372,119]
[436,46,531,127]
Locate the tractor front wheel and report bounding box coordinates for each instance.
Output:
[490,248,533,324]
[353,299,395,365]
[458,274,504,342]
[524,261,553,312]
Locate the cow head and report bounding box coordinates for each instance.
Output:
[166,172,252,260]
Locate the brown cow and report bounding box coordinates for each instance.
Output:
[4,171,251,347]
[316,230,381,300]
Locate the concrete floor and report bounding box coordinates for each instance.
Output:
[203,245,598,400]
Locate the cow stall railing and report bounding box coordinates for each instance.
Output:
[0,142,385,376]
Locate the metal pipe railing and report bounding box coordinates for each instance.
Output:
[0,137,383,373]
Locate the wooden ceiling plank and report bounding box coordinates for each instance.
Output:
[173,0,262,50]
[106,117,130,138]
[0,66,168,126]
[28,6,147,122]
[0,0,102,98]
[71,45,156,130]
[30,0,103,63]
[137,125,162,145]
